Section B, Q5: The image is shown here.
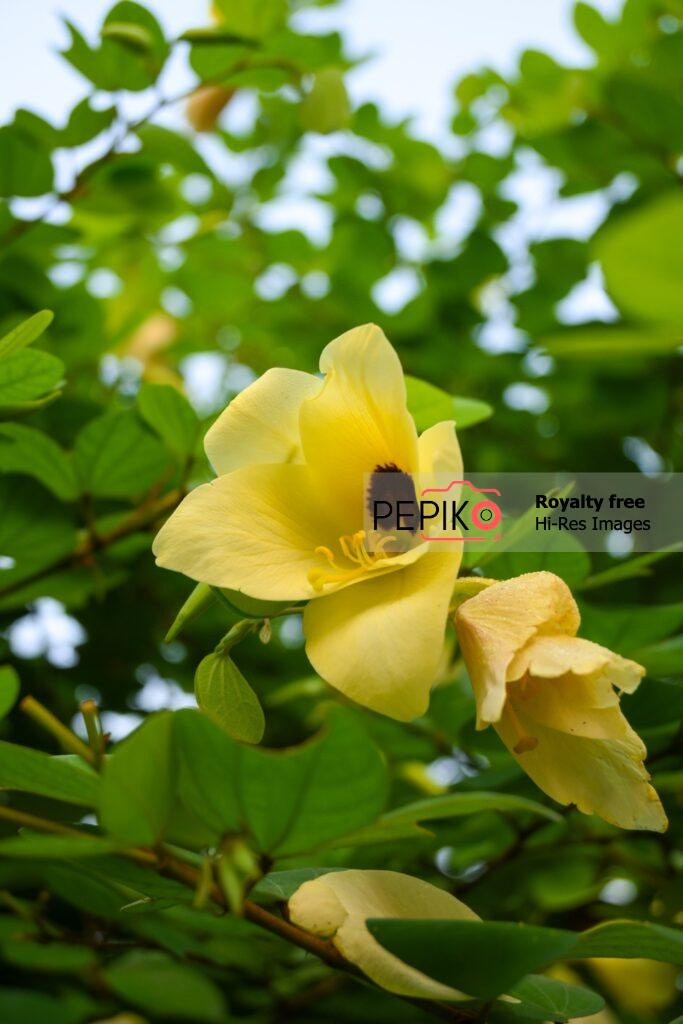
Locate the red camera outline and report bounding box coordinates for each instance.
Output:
[419,479,502,543]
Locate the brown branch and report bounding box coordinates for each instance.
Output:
[0,791,475,1020]
[2,56,303,247]
[0,486,183,602]
[158,852,477,1022]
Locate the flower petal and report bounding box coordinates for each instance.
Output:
[455,572,581,727]
[153,464,336,600]
[288,869,478,1000]
[304,550,461,720]
[497,687,667,832]
[299,324,419,527]
[204,368,321,476]
[417,419,463,478]
[508,634,645,701]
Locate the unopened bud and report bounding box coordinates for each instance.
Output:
[186,85,236,132]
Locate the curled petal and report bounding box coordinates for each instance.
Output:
[289,869,478,1000]
[497,678,667,832]
[455,572,580,726]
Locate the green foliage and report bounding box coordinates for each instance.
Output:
[137,381,199,461]
[0,0,681,1020]
[595,191,683,324]
[195,650,265,743]
[369,917,683,998]
[74,409,170,498]
[0,741,99,806]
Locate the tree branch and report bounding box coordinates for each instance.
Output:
[0,486,183,602]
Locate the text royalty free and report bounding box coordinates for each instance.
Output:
[370,491,651,533]
[535,493,651,533]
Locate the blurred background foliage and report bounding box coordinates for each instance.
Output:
[0,0,682,1021]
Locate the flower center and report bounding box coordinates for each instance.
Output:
[366,463,419,533]
[307,530,399,593]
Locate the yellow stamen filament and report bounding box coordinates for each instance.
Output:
[308,530,397,593]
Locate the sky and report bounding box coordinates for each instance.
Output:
[2,0,624,137]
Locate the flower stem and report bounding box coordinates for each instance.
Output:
[20,696,95,765]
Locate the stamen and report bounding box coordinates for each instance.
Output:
[315,546,338,567]
[339,535,355,562]
[308,528,399,592]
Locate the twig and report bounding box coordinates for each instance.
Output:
[20,696,94,764]
[158,851,477,1022]
[0,487,183,601]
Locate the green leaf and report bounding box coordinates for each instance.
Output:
[60,99,116,147]
[367,919,577,998]
[579,601,683,654]
[0,350,64,405]
[0,939,97,972]
[0,834,118,859]
[574,919,683,962]
[573,2,613,55]
[0,310,54,359]
[101,21,156,53]
[0,666,19,720]
[137,124,213,176]
[481,537,591,590]
[166,582,217,642]
[336,792,560,846]
[180,27,260,46]
[174,708,388,855]
[580,544,683,590]
[383,791,560,828]
[74,410,169,499]
[105,950,226,1022]
[0,391,63,421]
[509,975,605,1021]
[370,918,683,1000]
[0,741,99,807]
[61,3,167,93]
[632,635,683,677]
[541,325,682,359]
[0,478,77,594]
[0,424,80,501]
[195,651,265,744]
[300,69,351,134]
[596,192,683,324]
[136,381,198,461]
[253,867,339,902]
[214,586,293,620]
[0,989,76,1024]
[0,126,53,197]
[211,0,287,39]
[100,713,175,845]
[405,375,493,432]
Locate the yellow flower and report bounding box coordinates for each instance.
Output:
[454,572,667,832]
[153,324,463,720]
[288,869,478,1000]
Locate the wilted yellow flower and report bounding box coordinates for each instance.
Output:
[288,869,478,1000]
[154,324,463,720]
[455,572,667,832]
